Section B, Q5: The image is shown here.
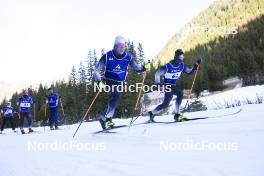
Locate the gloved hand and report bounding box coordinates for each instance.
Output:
[196,59,202,65]
[193,59,202,70]
[98,81,106,89]
[144,60,151,72]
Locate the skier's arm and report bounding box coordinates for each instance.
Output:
[129,58,145,72]
[155,66,166,84]
[183,65,196,75]
[184,59,202,75]
[94,55,107,83]
[30,97,34,105]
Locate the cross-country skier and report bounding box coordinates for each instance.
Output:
[95,35,151,130]
[18,89,34,134]
[148,49,202,122]
[0,102,16,134]
[46,88,60,130]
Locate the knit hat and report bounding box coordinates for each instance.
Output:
[114,35,126,46]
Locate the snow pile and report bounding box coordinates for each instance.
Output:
[200,85,264,110]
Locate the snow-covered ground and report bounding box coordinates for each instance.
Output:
[1,86,264,176]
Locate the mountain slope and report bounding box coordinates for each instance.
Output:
[154,0,264,64]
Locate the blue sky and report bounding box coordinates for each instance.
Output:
[0,0,214,99]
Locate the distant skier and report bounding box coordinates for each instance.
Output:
[148,49,202,122]
[46,88,60,130]
[18,89,34,134]
[95,35,151,130]
[0,102,16,134]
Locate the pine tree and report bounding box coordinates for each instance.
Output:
[86,50,93,83]
[101,48,105,57]
[69,66,77,86]
[137,43,145,65]
[78,61,86,85]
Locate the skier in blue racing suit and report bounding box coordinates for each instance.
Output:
[0,102,16,133]
[148,49,202,122]
[46,88,60,130]
[18,89,34,134]
[94,35,150,130]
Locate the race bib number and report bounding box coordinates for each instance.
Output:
[165,72,182,79]
[20,103,31,108]
[4,109,12,115]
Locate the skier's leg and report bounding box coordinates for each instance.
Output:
[49,108,54,129]
[99,87,121,129]
[174,87,184,114]
[19,112,25,131]
[1,118,7,132]
[173,87,184,121]
[148,91,173,121]
[54,108,59,129]
[151,91,173,114]
[26,112,33,132]
[98,80,123,129]
[105,91,121,119]
[9,118,16,131]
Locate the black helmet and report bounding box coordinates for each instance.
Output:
[174,49,184,58]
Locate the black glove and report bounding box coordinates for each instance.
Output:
[196,59,202,65]
[193,59,202,70]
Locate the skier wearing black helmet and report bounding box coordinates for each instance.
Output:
[148,49,202,122]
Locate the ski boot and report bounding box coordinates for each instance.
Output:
[99,118,106,130]
[55,126,59,130]
[28,128,34,133]
[174,113,181,122]
[174,114,188,122]
[148,111,155,122]
[21,129,26,134]
[105,118,115,129]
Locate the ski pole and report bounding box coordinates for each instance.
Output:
[44,99,47,131]
[60,99,65,117]
[0,110,2,125]
[73,91,100,138]
[60,98,66,125]
[44,100,47,120]
[33,103,36,122]
[183,65,200,111]
[129,71,147,128]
